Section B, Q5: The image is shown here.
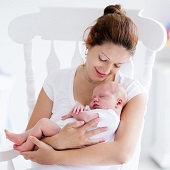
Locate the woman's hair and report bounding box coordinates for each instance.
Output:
[84,4,138,56]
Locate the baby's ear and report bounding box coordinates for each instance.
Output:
[115,98,123,109]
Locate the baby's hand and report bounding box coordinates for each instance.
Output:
[61,113,73,120]
[72,103,85,114]
[61,103,85,120]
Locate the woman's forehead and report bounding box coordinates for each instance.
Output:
[98,43,130,62]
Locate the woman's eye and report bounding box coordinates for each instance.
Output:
[99,55,108,62]
[114,64,121,68]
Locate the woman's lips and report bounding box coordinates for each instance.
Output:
[95,68,107,78]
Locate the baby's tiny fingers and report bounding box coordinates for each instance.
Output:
[73,107,78,113]
[80,107,84,112]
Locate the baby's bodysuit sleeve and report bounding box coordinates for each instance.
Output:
[88,109,120,141]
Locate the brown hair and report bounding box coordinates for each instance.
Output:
[84,4,138,56]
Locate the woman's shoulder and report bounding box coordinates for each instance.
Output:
[43,66,77,88]
[46,66,77,82]
[43,66,77,100]
[115,71,136,83]
[115,71,147,101]
[48,66,76,77]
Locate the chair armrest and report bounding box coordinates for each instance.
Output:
[0,145,19,162]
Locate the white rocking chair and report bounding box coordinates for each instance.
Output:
[0,6,167,170]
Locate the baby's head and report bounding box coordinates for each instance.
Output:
[89,82,127,114]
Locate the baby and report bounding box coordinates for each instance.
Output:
[5,81,127,152]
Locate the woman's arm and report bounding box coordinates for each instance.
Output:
[26,87,106,150]
[54,93,147,166]
[26,88,53,130]
[22,93,147,165]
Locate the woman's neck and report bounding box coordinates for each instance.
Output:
[73,65,98,105]
[74,65,115,105]
[82,64,102,85]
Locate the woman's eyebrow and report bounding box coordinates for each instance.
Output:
[101,52,110,60]
[101,52,125,64]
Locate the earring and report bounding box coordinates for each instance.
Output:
[85,48,88,55]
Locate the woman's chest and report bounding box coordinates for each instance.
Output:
[73,82,95,106]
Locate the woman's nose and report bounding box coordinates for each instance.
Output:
[104,63,114,74]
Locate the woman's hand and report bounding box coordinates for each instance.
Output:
[21,118,107,165]
[56,118,107,150]
[21,136,56,165]
[43,118,107,150]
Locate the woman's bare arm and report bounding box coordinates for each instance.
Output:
[26,88,106,150]
[26,88,53,130]
[55,93,147,165]
[21,93,147,165]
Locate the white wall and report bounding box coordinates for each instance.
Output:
[0,0,169,156]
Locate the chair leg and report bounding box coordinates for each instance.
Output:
[7,160,15,170]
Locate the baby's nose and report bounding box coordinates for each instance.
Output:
[94,97,99,102]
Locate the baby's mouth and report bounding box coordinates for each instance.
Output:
[93,104,99,109]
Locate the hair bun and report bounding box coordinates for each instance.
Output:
[104,4,122,15]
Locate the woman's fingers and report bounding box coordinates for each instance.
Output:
[54,118,107,149]
[66,120,85,128]
[84,138,106,146]
[21,136,55,164]
[85,126,108,138]
[29,136,44,148]
[20,136,42,160]
[66,118,108,139]
[21,149,36,161]
[81,118,108,139]
[80,117,100,131]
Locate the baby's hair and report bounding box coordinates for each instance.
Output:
[113,82,128,107]
[102,81,127,107]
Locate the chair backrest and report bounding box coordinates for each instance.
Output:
[7,6,167,170]
[8,7,166,115]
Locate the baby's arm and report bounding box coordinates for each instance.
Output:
[72,111,99,123]
[62,103,98,123]
[61,103,85,120]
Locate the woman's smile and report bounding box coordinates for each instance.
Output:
[95,67,107,78]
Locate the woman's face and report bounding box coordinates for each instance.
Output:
[85,43,130,82]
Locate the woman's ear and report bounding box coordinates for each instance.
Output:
[115,98,123,109]
[86,33,91,49]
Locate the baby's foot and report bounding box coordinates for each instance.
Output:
[4,129,25,145]
[13,140,34,152]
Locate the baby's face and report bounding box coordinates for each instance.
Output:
[89,84,116,110]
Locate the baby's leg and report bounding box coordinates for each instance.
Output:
[15,118,61,152]
[5,129,31,145]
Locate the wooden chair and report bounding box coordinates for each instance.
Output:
[0,6,167,170]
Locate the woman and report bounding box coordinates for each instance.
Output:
[21,4,147,170]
